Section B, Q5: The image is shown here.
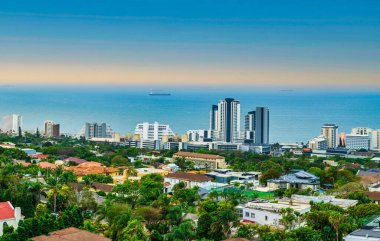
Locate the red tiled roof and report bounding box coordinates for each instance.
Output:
[365,191,380,201]
[64,162,118,176]
[32,227,110,241]
[174,151,224,159]
[36,154,49,159]
[38,162,57,169]
[0,201,15,220]
[165,172,212,182]
[63,157,88,164]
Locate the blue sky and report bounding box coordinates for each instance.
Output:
[0,0,379,86]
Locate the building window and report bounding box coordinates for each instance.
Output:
[265,216,268,221]
[251,213,255,218]
[245,212,250,217]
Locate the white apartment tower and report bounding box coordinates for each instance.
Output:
[134,122,174,141]
[2,114,22,134]
[212,98,241,143]
[371,130,380,150]
[322,124,338,149]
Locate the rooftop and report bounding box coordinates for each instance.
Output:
[174,151,224,159]
[32,227,111,241]
[237,201,310,213]
[165,172,213,182]
[345,216,380,239]
[281,194,358,209]
[0,201,15,220]
[269,170,319,184]
[63,157,88,164]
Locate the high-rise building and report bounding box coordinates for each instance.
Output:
[85,123,109,139]
[212,98,241,143]
[210,105,218,139]
[187,130,210,142]
[338,133,346,147]
[254,107,269,144]
[2,114,22,134]
[44,120,60,138]
[134,122,174,141]
[372,130,380,150]
[244,111,256,142]
[244,111,256,131]
[321,124,338,149]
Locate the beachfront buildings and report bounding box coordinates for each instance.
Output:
[373,130,380,150]
[134,122,174,141]
[173,151,227,170]
[2,114,22,134]
[254,107,270,145]
[44,120,60,138]
[346,134,371,150]
[267,170,320,191]
[0,202,23,236]
[210,98,241,143]
[244,111,255,143]
[84,122,110,139]
[187,129,211,142]
[322,124,338,148]
[308,135,328,150]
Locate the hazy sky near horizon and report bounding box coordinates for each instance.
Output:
[1,0,379,87]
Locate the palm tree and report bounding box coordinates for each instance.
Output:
[328,211,344,241]
[46,166,64,213]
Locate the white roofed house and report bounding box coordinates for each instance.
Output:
[267,170,320,191]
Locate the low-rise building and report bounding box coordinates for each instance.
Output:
[173,151,227,169]
[206,169,261,186]
[64,162,119,181]
[0,202,23,236]
[267,170,320,191]
[308,135,328,150]
[344,216,380,241]
[164,172,213,193]
[236,201,310,228]
[284,194,358,209]
[346,134,371,151]
[32,227,110,241]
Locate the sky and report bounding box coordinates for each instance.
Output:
[0,0,379,87]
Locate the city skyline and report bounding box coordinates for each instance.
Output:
[1,1,379,87]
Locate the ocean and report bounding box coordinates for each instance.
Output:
[0,86,379,143]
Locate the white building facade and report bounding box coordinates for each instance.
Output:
[308,135,328,150]
[0,202,23,236]
[134,122,174,141]
[214,98,241,143]
[345,134,370,150]
[371,130,380,150]
[2,114,22,134]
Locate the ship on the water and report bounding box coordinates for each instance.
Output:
[149,89,171,96]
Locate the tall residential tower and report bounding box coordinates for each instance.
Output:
[210,98,241,143]
[254,107,269,145]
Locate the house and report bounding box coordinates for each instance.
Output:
[91,182,114,194]
[236,201,310,228]
[0,202,23,236]
[164,172,213,193]
[62,157,88,165]
[32,227,110,241]
[284,194,358,209]
[267,170,320,191]
[37,161,57,169]
[344,215,380,241]
[173,151,227,169]
[64,162,119,181]
[364,191,380,204]
[206,169,261,186]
